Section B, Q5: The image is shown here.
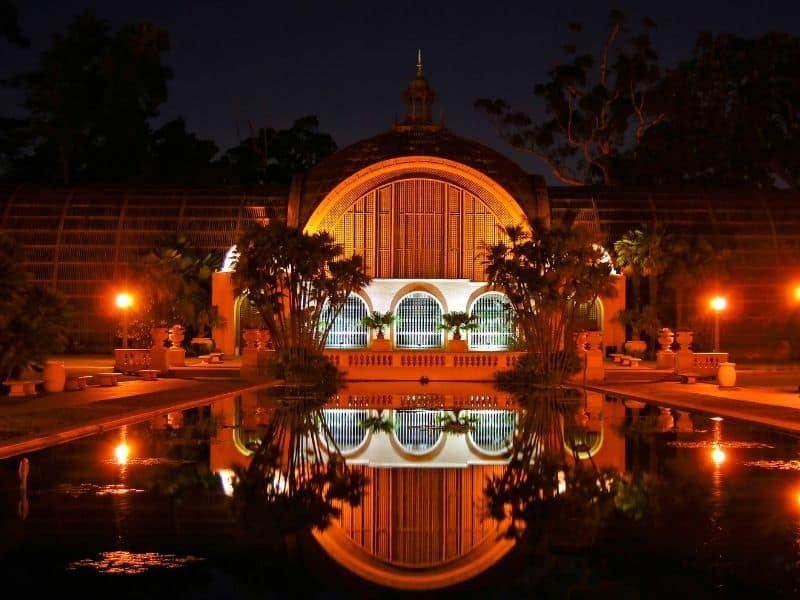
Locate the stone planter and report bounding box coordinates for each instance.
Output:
[371,338,391,351]
[657,328,675,351]
[675,330,694,352]
[43,360,66,392]
[190,337,214,354]
[447,339,468,352]
[151,327,169,348]
[718,362,737,388]
[168,324,185,348]
[624,339,647,356]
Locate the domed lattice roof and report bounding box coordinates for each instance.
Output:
[296,126,547,228]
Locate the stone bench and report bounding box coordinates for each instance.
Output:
[95,372,122,386]
[679,372,701,384]
[3,379,43,397]
[138,369,160,381]
[64,375,93,391]
[199,352,224,364]
[619,356,641,367]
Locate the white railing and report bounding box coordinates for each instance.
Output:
[323,350,524,381]
[692,352,729,373]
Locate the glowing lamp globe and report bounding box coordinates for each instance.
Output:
[710,296,727,312]
[115,292,133,309]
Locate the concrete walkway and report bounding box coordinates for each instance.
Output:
[587,362,800,434]
[3,356,800,461]
[0,355,272,460]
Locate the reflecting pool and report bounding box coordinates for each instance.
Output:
[2,382,800,597]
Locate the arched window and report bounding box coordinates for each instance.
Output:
[394,291,443,348]
[323,294,369,348]
[394,410,443,453]
[468,292,514,349]
[469,410,516,453]
[322,409,369,451]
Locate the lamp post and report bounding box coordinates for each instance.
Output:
[116,292,133,349]
[710,295,727,352]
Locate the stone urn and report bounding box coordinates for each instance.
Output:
[657,328,675,352]
[168,324,185,348]
[151,327,169,349]
[675,330,694,352]
[624,339,647,355]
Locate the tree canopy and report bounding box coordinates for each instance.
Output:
[232,221,370,377]
[477,10,800,189]
[476,10,662,185]
[0,233,70,382]
[4,10,172,183]
[218,116,337,185]
[485,218,616,383]
[0,11,335,185]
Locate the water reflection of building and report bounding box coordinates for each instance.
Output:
[208,387,631,589]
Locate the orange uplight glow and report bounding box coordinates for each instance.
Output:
[710,296,727,312]
[114,443,130,464]
[711,444,726,466]
[794,286,800,303]
[115,292,133,309]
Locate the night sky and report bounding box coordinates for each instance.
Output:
[3,0,800,182]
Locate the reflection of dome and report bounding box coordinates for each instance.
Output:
[313,465,515,590]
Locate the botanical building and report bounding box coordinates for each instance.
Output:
[2,60,800,356]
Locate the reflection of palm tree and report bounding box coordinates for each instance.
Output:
[233,387,368,541]
[484,388,617,542]
[359,409,395,434]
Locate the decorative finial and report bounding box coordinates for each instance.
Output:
[417,48,423,76]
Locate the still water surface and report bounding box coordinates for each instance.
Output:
[1,384,800,597]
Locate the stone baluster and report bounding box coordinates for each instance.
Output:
[674,329,694,374]
[584,330,605,382]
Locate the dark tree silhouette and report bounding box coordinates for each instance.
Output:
[5,10,171,183]
[219,115,337,184]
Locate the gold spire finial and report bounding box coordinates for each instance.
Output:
[417,48,423,76]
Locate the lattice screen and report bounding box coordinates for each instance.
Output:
[331,178,504,280]
[393,410,443,452]
[574,300,602,331]
[0,186,286,351]
[468,410,516,453]
[395,291,443,348]
[322,409,369,451]
[323,294,368,348]
[468,292,514,349]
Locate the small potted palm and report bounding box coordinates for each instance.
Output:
[360,310,394,350]
[439,311,479,352]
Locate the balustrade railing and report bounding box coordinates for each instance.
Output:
[114,348,152,374]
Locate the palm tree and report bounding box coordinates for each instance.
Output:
[232,222,371,364]
[360,310,394,340]
[614,224,666,345]
[439,311,479,341]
